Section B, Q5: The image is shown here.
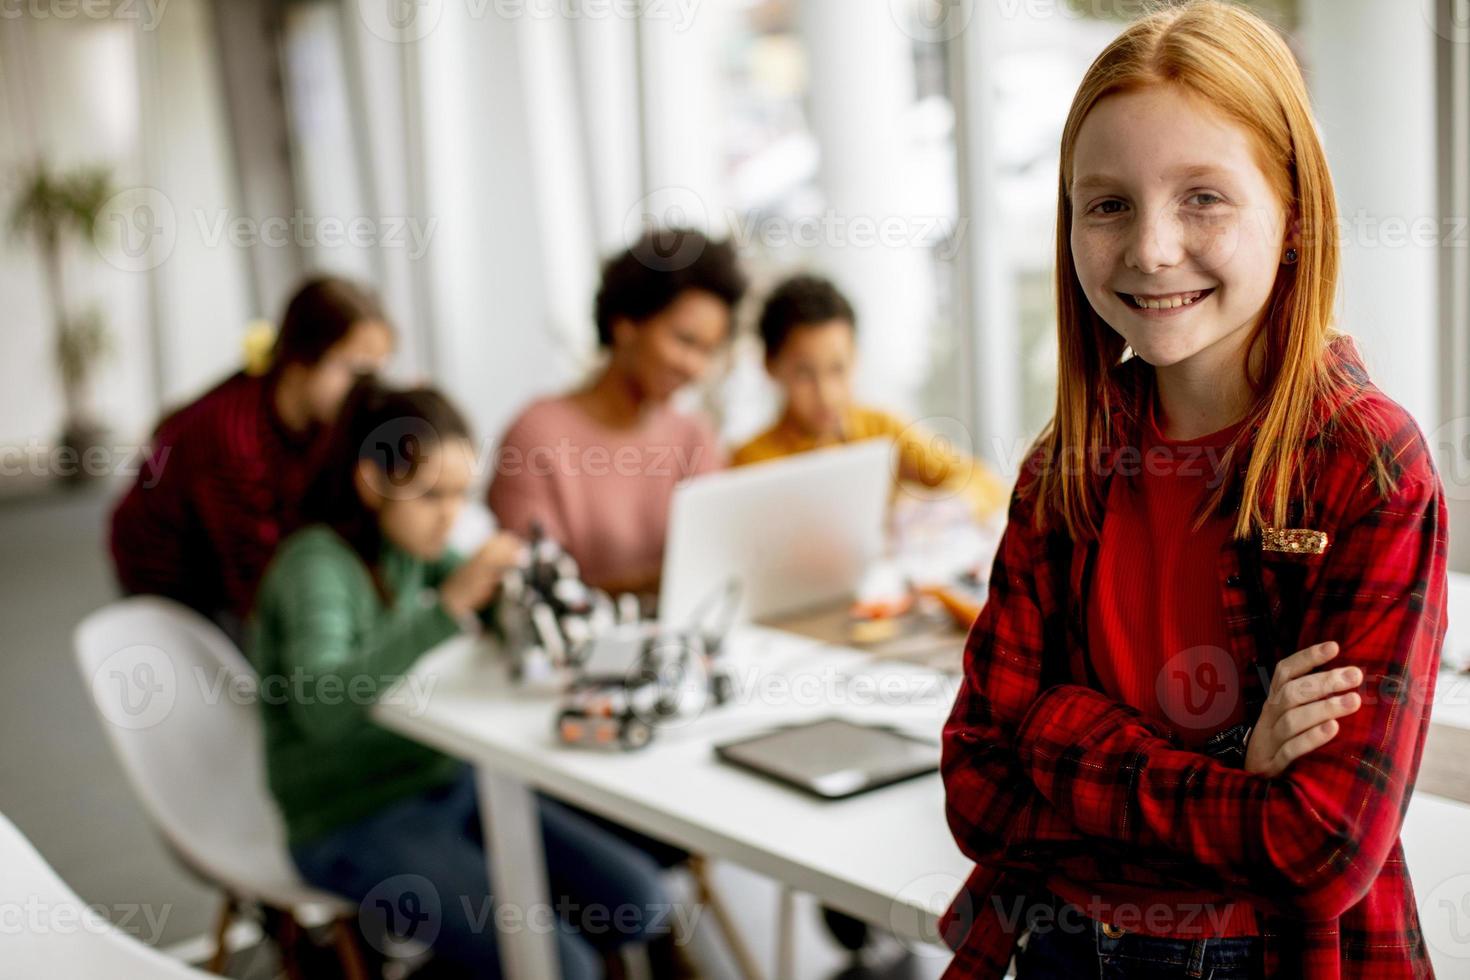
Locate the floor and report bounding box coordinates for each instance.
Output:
[0,483,221,950]
[0,484,948,979]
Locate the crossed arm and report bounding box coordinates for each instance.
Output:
[943,463,1447,921]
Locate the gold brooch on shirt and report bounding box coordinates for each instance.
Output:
[1261,527,1329,555]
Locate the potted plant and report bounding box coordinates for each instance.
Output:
[8,162,118,482]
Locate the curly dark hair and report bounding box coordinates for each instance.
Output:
[594,228,748,347]
[757,274,856,360]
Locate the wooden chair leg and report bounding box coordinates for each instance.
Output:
[332,916,372,980]
[600,946,630,980]
[687,855,764,980]
[274,909,306,980]
[205,893,236,974]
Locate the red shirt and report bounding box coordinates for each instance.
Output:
[939,337,1446,979]
[1048,392,1258,936]
[110,372,325,628]
[1090,390,1249,743]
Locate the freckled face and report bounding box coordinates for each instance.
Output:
[1069,85,1291,371]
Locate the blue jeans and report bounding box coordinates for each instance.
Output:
[290,766,673,980]
[1015,893,1264,980]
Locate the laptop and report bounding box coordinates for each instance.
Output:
[658,438,892,628]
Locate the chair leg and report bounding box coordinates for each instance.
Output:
[271,908,306,980]
[331,916,372,980]
[206,893,236,974]
[687,855,764,980]
[600,946,630,980]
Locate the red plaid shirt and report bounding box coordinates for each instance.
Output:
[110,372,325,627]
[940,338,1447,978]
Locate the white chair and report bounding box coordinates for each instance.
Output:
[74,596,368,978]
[0,808,212,977]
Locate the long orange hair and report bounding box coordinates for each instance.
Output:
[1027,0,1387,540]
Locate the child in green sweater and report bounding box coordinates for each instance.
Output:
[252,380,679,979]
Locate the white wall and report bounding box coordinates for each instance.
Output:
[798,0,935,418]
[0,14,151,448]
[0,0,251,454]
[639,0,734,229]
[1300,0,1439,431]
[342,0,434,380]
[140,0,254,409]
[0,20,60,450]
[280,2,375,286]
[568,9,643,254]
[518,12,602,374]
[0,0,614,465]
[410,2,570,453]
[1300,0,1465,571]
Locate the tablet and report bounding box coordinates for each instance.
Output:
[714,718,940,800]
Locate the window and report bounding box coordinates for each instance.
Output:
[643,0,965,442]
[962,0,1300,457]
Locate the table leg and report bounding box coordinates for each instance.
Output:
[477,767,560,980]
[775,885,797,980]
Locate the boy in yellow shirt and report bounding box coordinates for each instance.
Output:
[733,274,1008,523]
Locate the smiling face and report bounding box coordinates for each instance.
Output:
[614,289,732,404]
[767,318,857,440]
[1069,84,1292,373]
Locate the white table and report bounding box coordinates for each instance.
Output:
[373,624,971,980]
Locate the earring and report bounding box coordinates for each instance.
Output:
[1284,247,1299,264]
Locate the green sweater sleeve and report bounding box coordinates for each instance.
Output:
[273,545,462,744]
[424,548,464,589]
